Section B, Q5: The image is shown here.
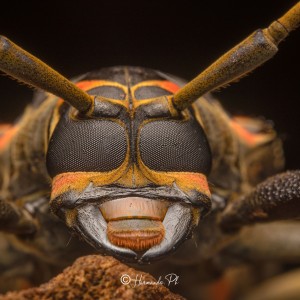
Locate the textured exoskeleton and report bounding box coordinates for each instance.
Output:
[0,2,299,299]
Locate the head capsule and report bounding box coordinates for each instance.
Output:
[46,67,212,263]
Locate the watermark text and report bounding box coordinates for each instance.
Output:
[120,273,179,288]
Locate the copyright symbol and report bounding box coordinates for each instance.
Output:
[120,274,131,285]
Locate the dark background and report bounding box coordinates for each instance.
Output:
[0,0,299,169]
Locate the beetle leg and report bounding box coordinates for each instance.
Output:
[0,198,37,235]
[0,232,35,292]
[219,170,300,231]
[240,268,300,300]
[0,232,60,293]
[214,222,300,271]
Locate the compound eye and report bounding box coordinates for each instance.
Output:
[46,111,127,177]
[139,119,211,174]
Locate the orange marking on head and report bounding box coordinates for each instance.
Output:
[50,137,129,200]
[51,170,127,200]
[138,157,211,199]
[51,173,83,197]
[132,80,180,95]
[75,80,127,92]
[176,172,211,195]
[157,81,181,94]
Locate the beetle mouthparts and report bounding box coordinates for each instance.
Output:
[100,197,168,251]
[107,219,165,251]
[74,197,199,263]
[99,197,169,221]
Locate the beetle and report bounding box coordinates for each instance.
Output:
[0,1,299,297]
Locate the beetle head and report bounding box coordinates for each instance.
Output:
[46,68,212,263]
[2,8,300,261]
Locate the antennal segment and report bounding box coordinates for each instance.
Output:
[278,1,300,33]
[0,36,93,113]
[173,2,300,111]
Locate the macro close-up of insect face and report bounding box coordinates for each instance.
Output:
[0,1,299,299]
[45,66,212,262]
[0,34,214,262]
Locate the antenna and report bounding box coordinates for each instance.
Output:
[0,36,93,113]
[173,2,300,111]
